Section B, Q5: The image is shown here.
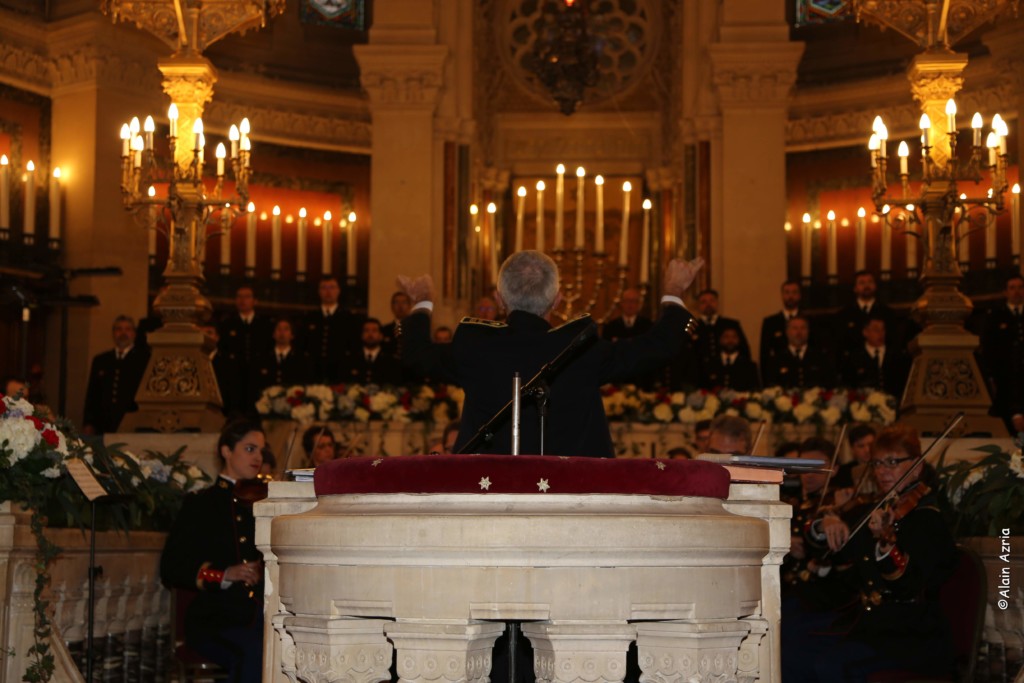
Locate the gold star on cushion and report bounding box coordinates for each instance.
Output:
[537,478,550,492]
[479,476,492,491]
[371,458,384,467]
[656,461,666,470]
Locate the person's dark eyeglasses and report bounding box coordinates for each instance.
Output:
[871,456,914,469]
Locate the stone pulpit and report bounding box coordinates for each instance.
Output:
[257,455,789,683]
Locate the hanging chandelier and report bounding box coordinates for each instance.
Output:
[527,0,602,115]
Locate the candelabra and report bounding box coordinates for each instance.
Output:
[868,98,1009,434]
[117,107,252,432]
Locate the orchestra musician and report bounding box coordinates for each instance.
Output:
[782,423,957,683]
[160,418,267,682]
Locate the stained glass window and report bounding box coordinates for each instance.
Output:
[795,0,851,26]
[300,0,365,30]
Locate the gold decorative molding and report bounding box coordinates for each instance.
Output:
[207,100,372,153]
[907,51,968,167]
[355,45,447,110]
[853,0,1019,49]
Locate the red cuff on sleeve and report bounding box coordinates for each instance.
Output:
[196,563,225,589]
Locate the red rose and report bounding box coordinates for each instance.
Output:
[286,396,303,407]
[41,429,60,447]
[26,415,45,430]
[0,398,6,416]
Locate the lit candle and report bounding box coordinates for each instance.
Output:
[487,202,498,277]
[575,166,585,249]
[148,185,157,257]
[515,186,526,253]
[877,121,888,159]
[855,207,867,272]
[554,164,565,250]
[297,208,308,274]
[993,115,1008,155]
[470,204,479,271]
[120,124,131,158]
[192,118,203,154]
[535,180,545,251]
[920,114,931,151]
[23,160,35,237]
[143,116,155,150]
[987,132,999,167]
[619,181,632,267]
[595,175,605,253]
[215,143,226,177]
[130,116,140,140]
[240,118,250,150]
[347,211,357,278]
[271,205,282,275]
[971,113,982,148]
[133,136,143,169]
[640,198,651,284]
[167,104,178,139]
[246,202,257,271]
[868,134,879,169]
[801,213,812,279]
[881,208,892,273]
[945,99,956,134]
[49,168,61,242]
[322,211,333,275]
[898,141,909,176]
[229,125,240,159]
[1013,184,1021,260]
[0,155,8,229]
[827,210,837,278]
[986,194,997,264]
[906,209,918,272]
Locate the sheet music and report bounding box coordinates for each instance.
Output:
[66,459,109,502]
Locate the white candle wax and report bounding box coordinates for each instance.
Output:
[515,187,526,253]
[220,212,231,268]
[24,161,35,236]
[554,165,564,250]
[619,182,632,266]
[487,203,498,278]
[855,210,866,272]
[297,209,308,274]
[49,168,61,242]
[0,156,9,229]
[575,168,585,249]
[595,176,605,253]
[881,218,892,272]
[535,181,545,251]
[346,213,357,278]
[801,218,811,279]
[827,212,837,277]
[640,199,651,284]
[985,210,997,264]
[1012,188,1021,259]
[271,207,282,274]
[246,204,257,270]
[322,212,333,275]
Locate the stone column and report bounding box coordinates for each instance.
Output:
[707,3,803,359]
[521,622,637,683]
[636,619,752,683]
[385,621,505,683]
[285,616,394,683]
[354,32,447,319]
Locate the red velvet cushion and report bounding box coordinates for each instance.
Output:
[314,455,731,498]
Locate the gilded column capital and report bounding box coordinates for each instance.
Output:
[906,51,968,168]
[708,42,804,108]
[354,45,447,110]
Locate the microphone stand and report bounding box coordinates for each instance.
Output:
[456,324,595,455]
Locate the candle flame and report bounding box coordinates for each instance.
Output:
[897,141,909,157]
[53,167,61,179]
[348,211,356,223]
[0,154,7,165]
[906,204,915,211]
[945,99,957,116]
[826,210,836,221]
[576,166,585,177]
[300,208,307,218]
[229,125,240,141]
[986,132,999,148]
[642,199,652,210]
[556,164,565,174]
[147,185,156,198]
[26,160,35,171]
[594,175,604,186]
[144,116,155,133]
[323,210,332,221]
[784,222,792,232]
[536,180,546,191]
[994,116,1008,137]
[247,202,256,212]
[215,143,226,159]
[840,218,849,227]
[872,115,884,133]
[273,205,281,216]
[193,118,204,134]
[475,225,482,233]
[622,181,632,192]
[802,213,811,224]
[877,123,888,141]
[1013,183,1020,194]
[469,204,479,215]
[285,215,294,224]
[971,112,982,129]
[130,117,140,135]
[919,114,931,130]
[813,220,822,230]
[120,123,131,140]
[168,104,178,120]
[241,137,251,151]
[959,193,967,200]
[517,186,527,197]
[868,134,879,151]
[857,207,866,218]
[486,202,496,214]
[260,212,268,220]
[240,118,250,135]
[881,204,891,214]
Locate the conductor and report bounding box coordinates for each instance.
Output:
[399,250,703,457]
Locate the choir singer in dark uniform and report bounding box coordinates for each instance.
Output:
[399,250,703,457]
[160,418,267,682]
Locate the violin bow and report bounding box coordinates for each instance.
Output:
[276,423,304,480]
[749,420,767,455]
[814,423,847,517]
[836,412,964,552]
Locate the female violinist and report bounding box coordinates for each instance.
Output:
[782,423,957,683]
[160,418,267,682]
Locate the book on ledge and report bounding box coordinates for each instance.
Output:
[695,454,829,485]
[286,468,316,483]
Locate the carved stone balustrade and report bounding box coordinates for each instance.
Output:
[260,455,788,683]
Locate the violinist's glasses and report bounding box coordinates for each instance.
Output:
[871,456,914,469]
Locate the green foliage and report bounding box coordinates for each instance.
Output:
[935,442,1024,537]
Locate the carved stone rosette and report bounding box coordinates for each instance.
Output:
[635,620,752,683]
[285,616,394,683]
[523,622,637,683]
[385,621,505,683]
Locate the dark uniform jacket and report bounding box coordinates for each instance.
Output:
[381,320,402,357]
[691,315,750,364]
[160,476,263,640]
[981,304,1024,422]
[601,315,654,342]
[210,351,242,417]
[699,353,760,392]
[302,308,363,384]
[833,300,895,353]
[343,348,404,386]
[760,311,812,361]
[761,344,836,389]
[217,312,274,366]
[83,346,149,433]
[841,345,910,395]
[250,349,314,399]
[403,304,693,457]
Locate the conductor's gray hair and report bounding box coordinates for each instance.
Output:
[709,414,752,453]
[497,251,560,317]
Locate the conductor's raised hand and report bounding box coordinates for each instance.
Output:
[662,257,705,299]
[396,274,435,305]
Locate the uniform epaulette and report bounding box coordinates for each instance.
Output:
[459,316,507,328]
[549,313,591,333]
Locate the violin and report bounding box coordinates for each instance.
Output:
[872,481,931,545]
[233,478,270,506]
